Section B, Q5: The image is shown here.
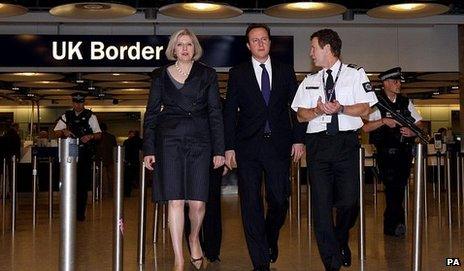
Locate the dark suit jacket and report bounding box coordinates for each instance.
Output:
[143,61,225,157]
[223,59,306,160]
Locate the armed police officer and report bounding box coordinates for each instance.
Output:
[54,92,102,221]
[362,67,422,237]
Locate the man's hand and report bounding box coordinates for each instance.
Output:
[144,155,156,170]
[213,155,225,169]
[80,134,93,144]
[400,127,416,137]
[291,143,305,163]
[223,150,236,175]
[382,118,398,128]
[322,100,342,115]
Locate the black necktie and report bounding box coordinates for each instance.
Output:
[260,64,271,133]
[325,69,339,135]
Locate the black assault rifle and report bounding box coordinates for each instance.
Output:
[375,94,429,144]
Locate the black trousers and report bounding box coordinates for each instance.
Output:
[124,161,139,197]
[237,138,290,269]
[306,132,360,270]
[76,147,93,219]
[377,147,412,232]
[184,167,223,259]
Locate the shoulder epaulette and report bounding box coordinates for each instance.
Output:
[347,63,363,70]
[305,71,318,78]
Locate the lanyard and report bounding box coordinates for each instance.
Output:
[322,63,343,102]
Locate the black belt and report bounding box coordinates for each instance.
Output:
[263,132,272,138]
[311,130,356,136]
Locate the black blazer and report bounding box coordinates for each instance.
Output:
[143,61,225,157]
[223,59,306,159]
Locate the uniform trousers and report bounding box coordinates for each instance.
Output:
[376,147,412,232]
[306,131,360,270]
[237,137,290,269]
[77,147,93,220]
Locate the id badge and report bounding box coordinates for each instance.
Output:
[320,115,332,123]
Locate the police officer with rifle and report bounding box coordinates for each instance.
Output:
[54,93,102,221]
[362,67,423,237]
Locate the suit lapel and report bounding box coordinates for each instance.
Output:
[246,61,267,108]
[269,60,279,106]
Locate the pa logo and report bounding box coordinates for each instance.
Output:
[446,257,461,266]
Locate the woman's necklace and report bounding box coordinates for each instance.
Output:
[175,61,191,76]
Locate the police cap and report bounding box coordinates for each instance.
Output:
[71,92,86,103]
[379,67,404,81]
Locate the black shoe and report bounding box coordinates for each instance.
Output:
[252,266,270,271]
[77,214,86,221]
[206,255,221,263]
[325,268,340,271]
[269,244,279,263]
[394,224,406,237]
[340,246,351,267]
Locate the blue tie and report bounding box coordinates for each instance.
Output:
[260,64,271,133]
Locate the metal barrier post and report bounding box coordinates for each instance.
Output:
[437,151,442,227]
[49,157,53,219]
[2,157,6,232]
[59,138,78,271]
[11,155,17,233]
[411,143,424,271]
[32,155,38,228]
[423,156,428,225]
[92,161,96,203]
[446,151,452,227]
[99,160,103,203]
[461,154,464,225]
[113,146,124,271]
[137,162,147,265]
[358,147,366,261]
[153,203,159,244]
[457,153,461,226]
[296,161,301,230]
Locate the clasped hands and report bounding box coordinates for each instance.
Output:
[144,155,225,171]
[316,97,342,115]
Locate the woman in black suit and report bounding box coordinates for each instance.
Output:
[143,29,225,271]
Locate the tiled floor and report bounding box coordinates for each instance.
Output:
[0,184,463,271]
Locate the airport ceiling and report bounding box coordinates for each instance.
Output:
[8,0,464,15]
[0,71,460,106]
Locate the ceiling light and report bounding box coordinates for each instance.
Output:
[367,2,449,19]
[265,2,347,19]
[50,2,136,19]
[159,2,243,19]
[0,3,28,18]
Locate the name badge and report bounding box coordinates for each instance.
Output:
[320,115,332,123]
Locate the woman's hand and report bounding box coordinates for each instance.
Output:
[144,155,156,170]
[212,155,225,169]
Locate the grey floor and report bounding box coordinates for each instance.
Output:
[0,184,463,271]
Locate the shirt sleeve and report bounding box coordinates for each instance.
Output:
[408,100,423,123]
[53,114,67,131]
[353,68,378,107]
[291,78,312,112]
[368,107,382,121]
[89,114,102,133]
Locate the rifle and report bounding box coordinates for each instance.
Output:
[375,94,429,144]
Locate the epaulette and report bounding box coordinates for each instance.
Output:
[305,71,318,78]
[347,63,363,70]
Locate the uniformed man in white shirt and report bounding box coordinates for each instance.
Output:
[362,67,422,237]
[291,29,377,271]
[54,93,102,221]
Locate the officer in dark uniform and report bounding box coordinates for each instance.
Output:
[362,67,422,237]
[54,92,102,221]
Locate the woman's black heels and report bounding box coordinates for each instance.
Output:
[190,256,205,270]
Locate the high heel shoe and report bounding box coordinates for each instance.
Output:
[190,256,206,270]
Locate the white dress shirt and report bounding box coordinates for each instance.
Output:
[54,111,102,133]
[291,60,378,133]
[251,56,272,91]
[368,98,422,123]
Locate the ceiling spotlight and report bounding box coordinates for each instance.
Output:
[0,3,28,18]
[265,2,347,19]
[159,2,243,19]
[367,2,449,19]
[88,86,96,90]
[12,87,19,91]
[50,2,136,19]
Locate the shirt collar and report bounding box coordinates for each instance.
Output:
[323,59,341,75]
[252,56,271,70]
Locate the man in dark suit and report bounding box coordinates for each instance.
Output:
[223,23,306,271]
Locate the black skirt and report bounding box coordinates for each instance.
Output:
[152,118,212,202]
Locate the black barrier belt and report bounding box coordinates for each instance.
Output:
[376,95,429,144]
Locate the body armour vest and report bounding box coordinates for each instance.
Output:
[370,92,415,148]
[65,109,94,140]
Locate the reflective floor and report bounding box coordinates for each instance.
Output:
[0,184,463,271]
